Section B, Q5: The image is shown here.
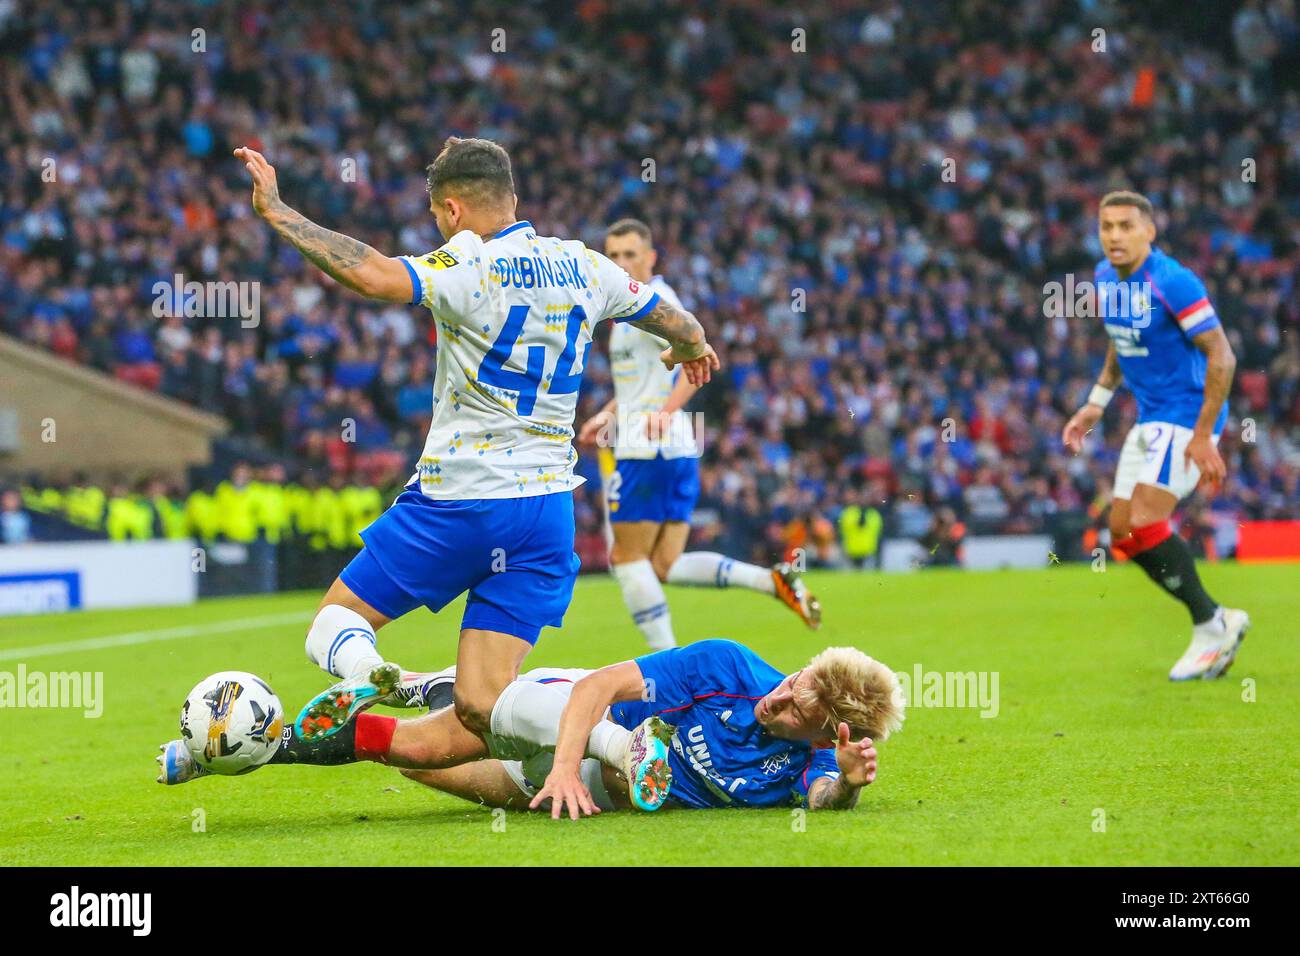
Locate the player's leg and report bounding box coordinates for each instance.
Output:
[482,671,672,811]
[398,761,535,810]
[351,626,536,770]
[660,533,822,630]
[400,758,631,812]
[159,663,670,806]
[295,556,430,740]
[653,457,821,628]
[300,486,457,686]
[303,570,395,682]
[316,629,531,772]
[606,455,680,649]
[294,563,422,739]
[276,631,529,773]
[1111,423,1247,680]
[610,519,676,650]
[408,663,672,811]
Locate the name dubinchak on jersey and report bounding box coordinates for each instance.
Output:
[398,221,660,499]
[608,275,701,461]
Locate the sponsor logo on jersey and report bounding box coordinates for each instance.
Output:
[425,249,459,269]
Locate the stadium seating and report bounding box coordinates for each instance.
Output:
[1,0,1296,567]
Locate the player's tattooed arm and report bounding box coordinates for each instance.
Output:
[630,300,708,356]
[630,300,721,385]
[234,147,414,303]
[1184,325,1236,488]
[806,774,862,811]
[807,723,877,811]
[1097,340,1123,390]
[1190,325,1237,436]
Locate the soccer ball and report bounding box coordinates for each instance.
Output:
[179,672,285,775]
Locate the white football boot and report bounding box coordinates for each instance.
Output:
[1168,607,1250,681]
[156,739,211,785]
[379,666,457,711]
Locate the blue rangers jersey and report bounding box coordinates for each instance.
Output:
[610,640,840,809]
[1094,247,1227,432]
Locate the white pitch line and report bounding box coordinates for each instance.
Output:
[0,611,312,662]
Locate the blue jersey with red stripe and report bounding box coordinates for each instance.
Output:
[610,640,840,809]
[1095,247,1226,432]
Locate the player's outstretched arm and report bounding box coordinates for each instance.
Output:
[1185,325,1236,489]
[1062,341,1123,454]
[629,300,721,386]
[234,147,414,303]
[807,723,878,811]
[529,661,646,820]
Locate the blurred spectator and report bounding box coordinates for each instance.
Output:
[839,487,884,569]
[919,508,965,567]
[0,0,1296,567]
[1,488,32,544]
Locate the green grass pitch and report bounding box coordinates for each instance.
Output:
[1,563,1296,866]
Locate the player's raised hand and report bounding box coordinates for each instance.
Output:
[530,767,601,821]
[1061,405,1102,455]
[832,722,878,788]
[234,146,281,218]
[661,342,720,386]
[1185,431,1226,494]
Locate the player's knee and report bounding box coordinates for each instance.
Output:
[609,543,641,566]
[650,556,674,582]
[1109,512,1130,541]
[452,687,495,736]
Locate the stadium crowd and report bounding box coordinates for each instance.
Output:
[1,0,1297,568]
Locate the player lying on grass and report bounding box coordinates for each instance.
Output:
[159,639,903,817]
[232,136,719,790]
[1061,190,1248,681]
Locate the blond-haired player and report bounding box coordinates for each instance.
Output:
[519,639,902,817]
[160,641,902,819]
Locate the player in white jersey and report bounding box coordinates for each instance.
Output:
[577,220,821,651]
[231,138,717,799]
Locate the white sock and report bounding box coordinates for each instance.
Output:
[304,604,383,679]
[611,559,676,650]
[487,680,632,766]
[667,551,775,594]
[1194,606,1226,635]
[587,720,632,768]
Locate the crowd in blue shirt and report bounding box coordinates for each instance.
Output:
[1,0,1297,566]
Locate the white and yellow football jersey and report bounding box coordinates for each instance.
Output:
[398,221,659,499]
[608,275,699,461]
